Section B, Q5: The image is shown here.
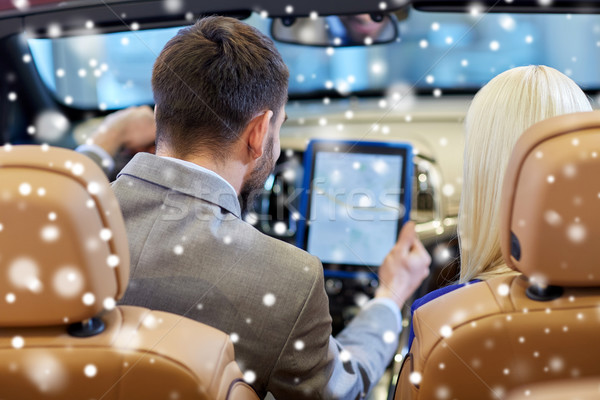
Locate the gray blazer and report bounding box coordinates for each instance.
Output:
[113,153,400,399]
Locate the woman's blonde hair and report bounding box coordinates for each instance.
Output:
[458,65,592,283]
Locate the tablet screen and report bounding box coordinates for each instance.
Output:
[299,141,412,270]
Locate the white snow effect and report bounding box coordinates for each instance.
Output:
[131,22,140,31]
[11,0,30,10]
[373,160,389,175]
[274,222,287,235]
[41,225,60,242]
[364,37,373,46]
[436,386,450,399]
[326,47,335,56]
[263,293,276,307]
[469,4,483,16]
[121,37,130,46]
[85,20,94,29]
[426,75,434,84]
[37,187,46,196]
[9,257,42,293]
[442,184,455,197]
[319,117,328,126]
[84,364,97,378]
[53,267,84,298]
[163,0,183,13]
[107,254,120,268]
[64,96,73,105]
[563,163,577,178]
[56,68,65,78]
[383,330,396,344]
[431,22,440,31]
[371,62,384,75]
[223,235,232,245]
[34,111,70,142]
[6,293,16,303]
[294,340,305,350]
[12,336,24,349]
[86,199,95,209]
[47,23,61,38]
[296,74,305,83]
[433,89,442,97]
[99,228,112,241]
[547,175,555,183]
[309,11,318,20]
[499,15,516,31]
[538,0,553,5]
[0,223,3,232]
[409,371,422,385]
[340,350,352,362]
[379,2,388,10]
[143,314,159,329]
[82,292,95,306]
[525,35,534,44]
[24,353,67,393]
[18,182,33,196]
[103,297,116,310]
[173,244,184,255]
[244,212,258,225]
[285,5,293,14]
[490,41,500,51]
[549,357,564,372]
[497,283,510,297]
[8,92,17,101]
[87,182,100,195]
[567,223,586,243]
[440,325,453,338]
[445,36,453,45]
[230,333,239,343]
[419,39,428,48]
[244,370,257,384]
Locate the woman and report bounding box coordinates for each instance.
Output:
[408,65,592,348]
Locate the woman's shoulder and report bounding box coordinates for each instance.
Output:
[411,280,482,314]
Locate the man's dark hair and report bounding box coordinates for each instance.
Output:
[152,16,289,159]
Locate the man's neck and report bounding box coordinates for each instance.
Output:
[156,149,244,195]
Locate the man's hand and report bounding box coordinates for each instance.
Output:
[90,106,156,156]
[375,221,431,308]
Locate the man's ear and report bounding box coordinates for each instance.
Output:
[245,110,273,160]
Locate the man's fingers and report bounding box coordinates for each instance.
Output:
[396,221,417,254]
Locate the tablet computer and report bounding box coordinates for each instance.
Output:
[297,140,413,278]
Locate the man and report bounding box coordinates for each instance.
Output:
[95,16,429,399]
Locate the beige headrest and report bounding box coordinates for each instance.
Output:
[501,111,600,286]
[0,145,129,326]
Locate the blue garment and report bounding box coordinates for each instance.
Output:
[407,280,481,349]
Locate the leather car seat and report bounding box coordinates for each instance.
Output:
[395,110,600,399]
[0,145,258,400]
[506,378,600,400]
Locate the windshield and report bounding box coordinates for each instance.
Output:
[28,10,600,110]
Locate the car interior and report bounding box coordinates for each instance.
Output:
[1,0,599,399]
[0,145,259,399]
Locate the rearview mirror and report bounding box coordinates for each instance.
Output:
[271,13,399,47]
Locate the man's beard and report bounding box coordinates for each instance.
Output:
[239,135,276,214]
